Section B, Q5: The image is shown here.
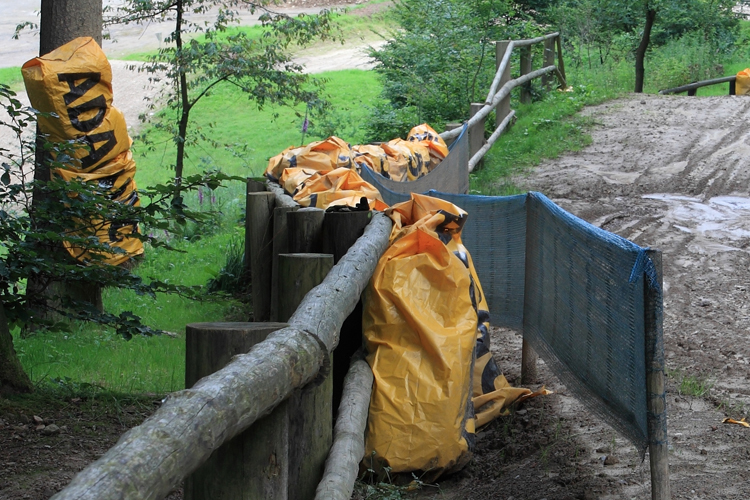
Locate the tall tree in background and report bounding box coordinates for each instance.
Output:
[634,2,657,93]
[109,0,337,200]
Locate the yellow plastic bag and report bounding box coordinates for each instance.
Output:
[363,194,477,478]
[736,68,750,96]
[363,193,546,478]
[22,37,143,266]
[407,123,449,170]
[266,136,353,181]
[22,37,130,171]
[291,167,388,211]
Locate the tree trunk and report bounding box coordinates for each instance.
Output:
[634,7,657,93]
[26,0,105,329]
[174,0,188,200]
[0,302,33,395]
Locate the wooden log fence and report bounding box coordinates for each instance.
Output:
[49,29,672,500]
[659,75,737,96]
[439,32,567,173]
[50,211,392,500]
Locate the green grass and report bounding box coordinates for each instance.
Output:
[132,68,383,186]
[120,3,394,62]
[472,83,618,195]
[0,67,24,92]
[12,225,248,394]
[9,68,382,394]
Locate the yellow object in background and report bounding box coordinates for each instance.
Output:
[290,167,388,211]
[266,136,354,182]
[736,69,750,96]
[22,37,143,266]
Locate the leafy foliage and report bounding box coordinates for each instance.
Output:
[106,0,340,192]
[548,0,739,89]
[365,0,547,140]
[0,83,239,338]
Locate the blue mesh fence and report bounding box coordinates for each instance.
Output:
[523,192,655,452]
[364,174,661,453]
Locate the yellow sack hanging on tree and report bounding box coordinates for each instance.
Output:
[22,36,143,266]
[21,37,131,171]
[265,136,354,181]
[736,69,750,96]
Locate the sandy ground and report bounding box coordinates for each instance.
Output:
[423,94,750,500]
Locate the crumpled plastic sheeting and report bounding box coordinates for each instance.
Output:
[362,193,545,479]
[22,37,142,266]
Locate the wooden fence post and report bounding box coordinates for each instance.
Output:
[322,211,373,416]
[520,45,533,104]
[288,208,325,254]
[555,35,567,84]
[184,322,290,500]
[495,41,512,128]
[469,103,485,170]
[542,37,556,89]
[246,192,275,321]
[644,249,670,500]
[271,206,299,321]
[521,339,538,384]
[277,253,335,500]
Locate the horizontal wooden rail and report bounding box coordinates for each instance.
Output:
[440,65,559,142]
[659,75,736,96]
[266,178,298,207]
[314,358,373,500]
[512,32,560,47]
[50,213,393,500]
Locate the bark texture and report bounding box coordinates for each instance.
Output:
[635,7,657,93]
[50,212,392,500]
[40,0,102,55]
[0,303,32,395]
[314,358,374,500]
[265,180,298,208]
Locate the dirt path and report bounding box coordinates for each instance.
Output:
[427,94,750,500]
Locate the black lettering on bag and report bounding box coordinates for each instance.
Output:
[80,131,117,169]
[57,72,102,106]
[67,94,107,132]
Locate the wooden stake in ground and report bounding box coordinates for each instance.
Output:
[278,253,335,500]
[184,322,289,500]
[245,192,275,321]
[644,249,670,500]
[322,210,373,415]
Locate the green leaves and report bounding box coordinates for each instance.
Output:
[0,84,241,338]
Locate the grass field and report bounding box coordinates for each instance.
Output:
[8,10,750,395]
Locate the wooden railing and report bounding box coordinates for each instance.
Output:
[659,75,737,96]
[440,32,567,172]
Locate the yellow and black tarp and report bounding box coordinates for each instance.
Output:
[266,136,354,182]
[736,68,750,96]
[285,167,388,211]
[407,123,449,171]
[363,193,547,478]
[22,37,143,266]
[266,124,449,208]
